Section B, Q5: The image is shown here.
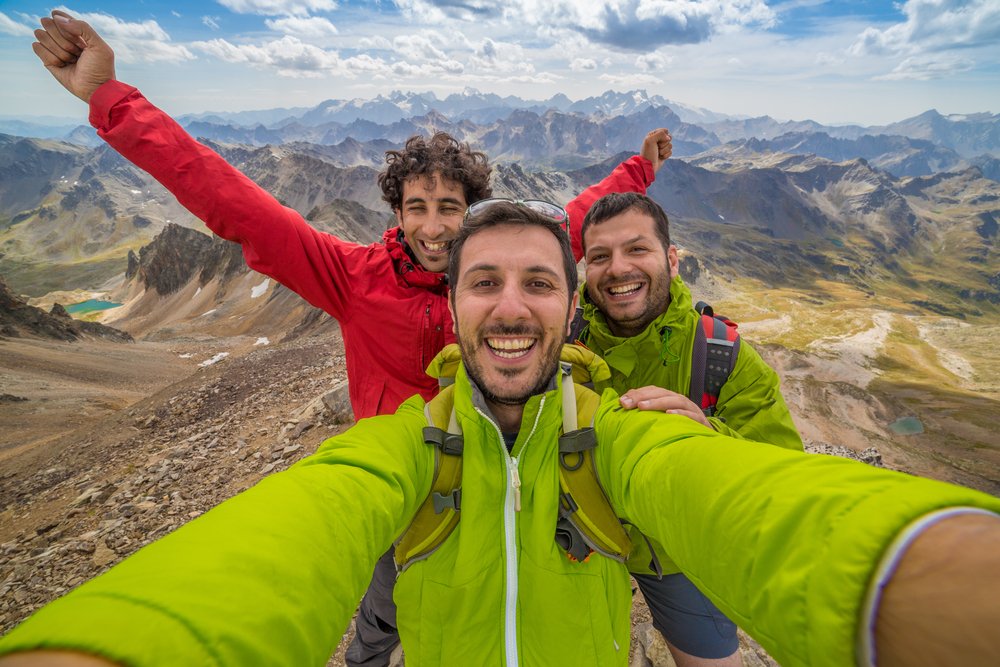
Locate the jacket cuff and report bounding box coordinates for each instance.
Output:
[88,80,140,133]
[857,506,1000,666]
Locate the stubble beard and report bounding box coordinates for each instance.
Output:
[459,324,564,407]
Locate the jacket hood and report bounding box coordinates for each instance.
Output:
[382,226,449,292]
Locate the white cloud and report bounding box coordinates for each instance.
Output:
[359,35,393,49]
[266,16,339,40]
[468,38,535,75]
[73,11,195,63]
[876,54,976,81]
[571,58,597,71]
[850,0,1000,56]
[203,16,221,30]
[636,52,671,71]
[216,0,338,17]
[0,11,35,36]
[599,72,662,86]
[191,35,341,75]
[393,34,449,63]
[171,10,182,18]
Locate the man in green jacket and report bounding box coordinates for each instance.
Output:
[1,203,999,667]
[576,191,803,666]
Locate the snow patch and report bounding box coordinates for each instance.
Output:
[254,337,270,346]
[130,189,142,195]
[199,352,229,367]
[198,309,217,318]
[194,287,202,297]
[179,353,193,359]
[251,278,270,299]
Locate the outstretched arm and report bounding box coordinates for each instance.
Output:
[566,128,672,261]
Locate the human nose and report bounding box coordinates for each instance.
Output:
[424,208,448,238]
[491,282,531,323]
[606,250,630,277]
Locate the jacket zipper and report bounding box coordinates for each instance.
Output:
[475,397,546,667]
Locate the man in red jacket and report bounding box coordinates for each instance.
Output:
[32,10,670,667]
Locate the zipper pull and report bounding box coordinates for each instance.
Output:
[510,459,522,512]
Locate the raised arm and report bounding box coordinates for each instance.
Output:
[32,11,365,320]
[565,128,672,261]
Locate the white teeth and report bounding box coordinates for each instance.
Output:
[609,282,642,295]
[486,338,535,358]
[423,241,448,252]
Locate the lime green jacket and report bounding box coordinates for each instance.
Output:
[581,276,803,575]
[581,275,802,449]
[2,361,998,667]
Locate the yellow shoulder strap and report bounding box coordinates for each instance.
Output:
[555,364,633,563]
[393,386,463,571]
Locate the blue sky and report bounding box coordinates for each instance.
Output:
[1,1,998,125]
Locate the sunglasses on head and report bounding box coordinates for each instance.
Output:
[464,198,569,232]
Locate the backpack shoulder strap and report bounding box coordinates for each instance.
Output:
[393,386,463,572]
[554,364,633,563]
[690,301,741,417]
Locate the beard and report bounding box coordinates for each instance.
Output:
[592,270,671,337]
[459,323,564,407]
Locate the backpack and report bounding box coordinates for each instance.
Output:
[691,301,740,417]
[393,344,634,572]
[570,301,741,417]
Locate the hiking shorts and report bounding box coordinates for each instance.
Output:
[633,571,739,659]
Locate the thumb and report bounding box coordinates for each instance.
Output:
[52,12,108,52]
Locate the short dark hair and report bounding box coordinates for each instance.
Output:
[448,202,577,304]
[581,192,671,255]
[379,132,493,211]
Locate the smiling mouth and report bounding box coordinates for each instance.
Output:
[421,240,452,254]
[486,337,536,359]
[607,281,644,297]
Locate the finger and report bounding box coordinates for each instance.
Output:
[34,27,79,64]
[40,15,82,55]
[31,40,73,68]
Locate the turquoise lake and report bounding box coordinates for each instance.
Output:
[65,299,122,315]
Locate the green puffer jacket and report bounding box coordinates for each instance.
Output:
[581,275,802,450]
[2,358,998,667]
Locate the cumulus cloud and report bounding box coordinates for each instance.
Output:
[73,11,195,63]
[203,16,221,30]
[216,0,338,17]
[0,11,33,36]
[395,0,775,50]
[192,35,341,76]
[468,38,536,75]
[571,58,597,71]
[359,35,393,50]
[850,0,1000,56]
[636,52,671,71]
[266,16,339,40]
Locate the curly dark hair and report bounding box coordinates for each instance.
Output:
[378,132,493,211]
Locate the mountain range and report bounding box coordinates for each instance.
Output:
[2,89,997,174]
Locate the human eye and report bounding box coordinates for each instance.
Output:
[586,252,608,264]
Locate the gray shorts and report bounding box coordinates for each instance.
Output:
[633,572,739,659]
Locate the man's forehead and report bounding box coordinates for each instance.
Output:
[459,225,564,277]
[402,172,465,199]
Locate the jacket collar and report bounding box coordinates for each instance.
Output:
[382,226,449,292]
[579,276,693,376]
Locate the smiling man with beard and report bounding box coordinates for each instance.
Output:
[2,203,1000,667]
[577,192,803,667]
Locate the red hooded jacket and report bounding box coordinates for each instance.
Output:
[89,80,653,418]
